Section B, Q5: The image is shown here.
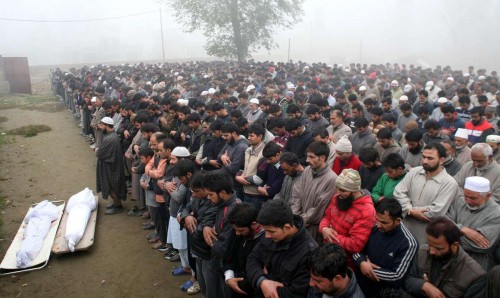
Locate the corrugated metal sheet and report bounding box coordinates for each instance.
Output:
[3,57,32,94]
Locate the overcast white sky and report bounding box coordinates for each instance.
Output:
[1,0,499,71]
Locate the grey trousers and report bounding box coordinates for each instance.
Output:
[196,258,232,298]
[131,172,145,210]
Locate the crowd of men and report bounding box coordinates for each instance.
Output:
[51,60,500,298]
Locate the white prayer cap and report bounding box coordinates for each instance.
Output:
[101,117,114,126]
[200,91,208,96]
[203,74,209,79]
[391,80,399,87]
[287,83,296,90]
[177,76,183,81]
[208,88,216,94]
[246,84,256,92]
[464,176,490,193]
[359,86,367,91]
[91,97,97,103]
[455,128,469,139]
[403,84,413,93]
[486,135,500,143]
[360,70,365,74]
[249,98,259,104]
[172,146,190,158]
[447,77,454,82]
[399,95,409,102]
[425,81,434,89]
[177,99,189,106]
[464,72,470,77]
[437,97,448,103]
[478,75,486,80]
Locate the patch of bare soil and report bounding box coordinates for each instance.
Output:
[0,70,198,297]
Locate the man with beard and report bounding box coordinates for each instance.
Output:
[440,140,462,176]
[394,143,459,244]
[465,106,495,145]
[403,217,486,298]
[291,141,337,242]
[308,243,365,298]
[96,117,127,215]
[454,143,500,204]
[353,199,417,298]
[423,119,451,146]
[486,134,500,163]
[305,104,330,131]
[454,128,472,165]
[197,119,226,171]
[273,152,304,205]
[447,176,500,271]
[401,128,424,168]
[319,169,376,270]
[327,110,352,143]
[218,122,249,199]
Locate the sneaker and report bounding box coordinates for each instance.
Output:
[157,245,171,252]
[187,281,201,295]
[165,249,179,260]
[89,143,96,149]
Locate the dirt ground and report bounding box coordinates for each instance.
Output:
[0,67,199,297]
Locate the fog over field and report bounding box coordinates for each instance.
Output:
[1,0,499,71]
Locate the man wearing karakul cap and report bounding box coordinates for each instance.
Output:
[446,176,500,271]
[96,117,127,215]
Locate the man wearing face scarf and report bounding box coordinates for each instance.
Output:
[446,176,500,271]
[319,169,376,270]
[454,143,500,204]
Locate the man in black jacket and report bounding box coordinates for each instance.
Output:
[179,172,217,295]
[225,203,265,297]
[246,199,318,298]
[202,171,240,298]
[284,118,313,166]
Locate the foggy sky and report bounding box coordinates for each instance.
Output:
[1,0,499,71]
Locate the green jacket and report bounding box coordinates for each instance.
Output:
[371,172,406,203]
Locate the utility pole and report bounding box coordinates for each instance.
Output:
[159,8,166,62]
[287,38,291,63]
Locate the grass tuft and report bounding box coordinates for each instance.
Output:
[6,125,52,137]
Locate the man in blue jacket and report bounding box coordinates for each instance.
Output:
[353,199,418,297]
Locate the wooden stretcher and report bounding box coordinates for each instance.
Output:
[52,196,98,254]
[0,200,66,275]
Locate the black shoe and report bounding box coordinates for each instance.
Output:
[157,245,170,252]
[105,204,115,210]
[143,223,155,230]
[105,206,124,215]
[165,250,180,261]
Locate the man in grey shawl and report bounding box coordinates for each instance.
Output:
[96,117,127,215]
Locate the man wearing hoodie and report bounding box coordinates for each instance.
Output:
[319,169,376,270]
[291,141,337,242]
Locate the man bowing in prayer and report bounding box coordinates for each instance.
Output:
[96,116,128,215]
